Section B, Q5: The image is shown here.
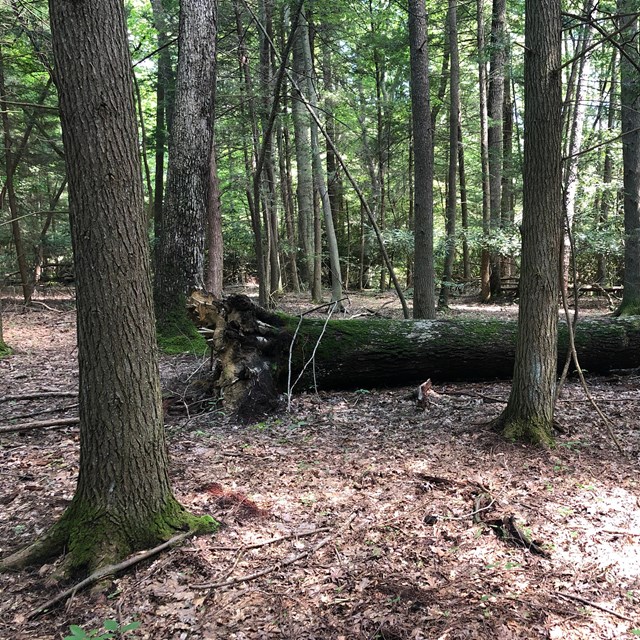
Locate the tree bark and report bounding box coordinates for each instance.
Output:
[487,0,507,297]
[409,0,436,318]
[616,2,640,316]
[492,0,562,445]
[0,44,33,303]
[1,0,213,577]
[292,14,315,290]
[189,293,640,420]
[154,0,217,328]
[477,0,492,302]
[439,0,459,308]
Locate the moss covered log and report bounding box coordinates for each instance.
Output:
[190,293,640,419]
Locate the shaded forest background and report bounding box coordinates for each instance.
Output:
[0,0,628,303]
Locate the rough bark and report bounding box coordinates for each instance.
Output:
[492,0,562,445]
[1,0,214,577]
[154,0,217,328]
[409,0,436,318]
[616,2,640,316]
[189,293,640,420]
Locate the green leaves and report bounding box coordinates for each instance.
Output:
[63,620,140,640]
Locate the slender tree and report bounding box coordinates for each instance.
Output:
[0,44,32,303]
[487,0,506,297]
[409,0,436,318]
[292,12,315,290]
[492,0,562,445]
[154,0,217,330]
[477,0,492,301]
[1,0,213,575]
[439,0,459,308]
[616,1,640,315]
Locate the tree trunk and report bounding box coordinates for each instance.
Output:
[299,12,343,307]
[616,2,640,315]
[150,0,175,274]
[492,0,562,445]
[597,50,617,285]
[205,131,224,298]
[154,0,217,330]
[2,0,213,577]
[189,293,640,420]
[562,0,594,292]
[0,44,33,304]
[292,15,315,290]
[487,0,506,297]
[459,126,470,281]
[439,0,459,308]
[409,0,436,319]
[477,0,492,302]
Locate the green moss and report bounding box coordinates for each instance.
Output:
[615,300,640,317]
[497,416,555,447]
[1,493,219,576]
[157,304,208,355]
[0,341,11,358]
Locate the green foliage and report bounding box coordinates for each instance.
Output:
[0,341,12,358]
[64,620,141,640]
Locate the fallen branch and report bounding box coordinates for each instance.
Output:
[28,531,194,619]
[192,533,332,590]
[554,591,637,623]
[0,417,79,434]
[211,526,331,552]
[190,513,356,589]
[9,403,78,421]
[0,391,77,403]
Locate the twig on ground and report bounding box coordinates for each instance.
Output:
[0,417,80,433]
[554,591,637,623]
[192,514,357,591]
[192,534,333,590]
[27,531,194,619]
[211,526,331,551]
[8,403,78,421]
[0,391,77,403]
[29,300,64,313]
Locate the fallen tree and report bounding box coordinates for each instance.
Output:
[189,292,640,420]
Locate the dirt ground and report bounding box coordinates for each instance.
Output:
[1,287,639,639]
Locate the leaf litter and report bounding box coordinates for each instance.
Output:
[0,290,639,639]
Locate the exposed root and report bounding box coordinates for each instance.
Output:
[1,496,218,579]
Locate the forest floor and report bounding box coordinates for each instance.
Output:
[1,286,640,639]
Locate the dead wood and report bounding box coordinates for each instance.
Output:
[191,533,333,590]
[0,417,79,434]
[27,531,194,619]
[554,591,638,623]
[0,391,77,404]
[189,292,640,419]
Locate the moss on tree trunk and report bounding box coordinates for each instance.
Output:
[190,293,640,421]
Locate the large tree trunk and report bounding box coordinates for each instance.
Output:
[1,0,213,577]
[154,0,217,329]
[409,0,436,319]
[189,294,640,421]
[492,0,562,445]
[616,2,640,316]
